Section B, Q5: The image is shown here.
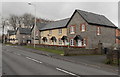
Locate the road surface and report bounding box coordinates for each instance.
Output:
[2,45,119,77]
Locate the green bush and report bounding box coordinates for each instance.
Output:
[105,59,112,64]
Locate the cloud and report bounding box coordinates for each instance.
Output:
[1,2,118,27]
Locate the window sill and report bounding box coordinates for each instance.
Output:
[81,31,85,32]
[97,34,101,36]
[70,32,75,34]
[70,45,74,46]
[48,34,52,36]
[58,34,62,35]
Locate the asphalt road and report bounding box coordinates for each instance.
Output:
[2,47,67,75]
[0,43,2,76]
[2,45,119,76]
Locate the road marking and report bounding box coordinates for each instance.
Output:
[26,57,42,63]
[56,67,79,76]
[13,52,21,56]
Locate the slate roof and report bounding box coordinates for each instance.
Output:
[18,28,31,35]
[76,10,117,28]
[36,22,47,30]
[31,22,47,31]
[40,18,70,31]
[7,30,16,35]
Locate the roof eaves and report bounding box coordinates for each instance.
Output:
[40,26,66,31]
[88,22,117,28]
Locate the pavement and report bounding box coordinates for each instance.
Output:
[2,45,119,76]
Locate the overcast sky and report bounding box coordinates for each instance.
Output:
[0,1,119,35]
[1,2,118,25]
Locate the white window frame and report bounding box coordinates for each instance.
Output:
[83,38,86,46]
[58,29,62,35]
[81,24,85,32]
[77,40,82,46]
[97,27,101,35]
[58,38,62,45]
[49,30,52,35]
[70,26,75,34]
[23,35,25,38]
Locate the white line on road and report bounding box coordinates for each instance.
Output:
[26,57,42,63]
[56,67,79,76]
[13,52,21,56]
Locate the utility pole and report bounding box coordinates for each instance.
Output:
[2,19,5,44]
[28,2,36,48]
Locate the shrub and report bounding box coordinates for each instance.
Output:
[105,59,112,64]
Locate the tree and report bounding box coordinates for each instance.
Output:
[8,13,53,30]
[9,15,19,30]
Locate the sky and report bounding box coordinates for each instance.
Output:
[0,0,119,35]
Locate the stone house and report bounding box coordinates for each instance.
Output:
[67,9,117,49]
[116,28,120,44]
[16,28,31,45]
[31,22,46,44]
[7,30,18,44]
[40,18,69,45]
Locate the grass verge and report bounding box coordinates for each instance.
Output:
[24,45,64,55]
[5,43,18,46]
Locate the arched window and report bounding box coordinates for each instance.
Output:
[97,26,101,35]
[80,23,86,32]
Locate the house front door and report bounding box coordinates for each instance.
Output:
[64,40,67,45]
[77,40,82,46]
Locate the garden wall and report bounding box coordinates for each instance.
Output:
[28,43,103,55]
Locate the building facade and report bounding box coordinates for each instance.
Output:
[7,30,18,44]
[40,18,69,45]
[67,10,117,49]
[116,28,120,44]
[16,28,31,45]
[31,23,47,44]
[11,9,117,49]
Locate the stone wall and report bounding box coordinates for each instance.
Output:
[64,48,101,56]
[28,43,103,55]
[67,11,116,49]
[106,49,120,65]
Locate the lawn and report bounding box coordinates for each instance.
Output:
[24,45,64,55]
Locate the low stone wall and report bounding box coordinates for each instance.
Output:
[64,48,102,56]
[28,44,102,55]
[106,49,120,65]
